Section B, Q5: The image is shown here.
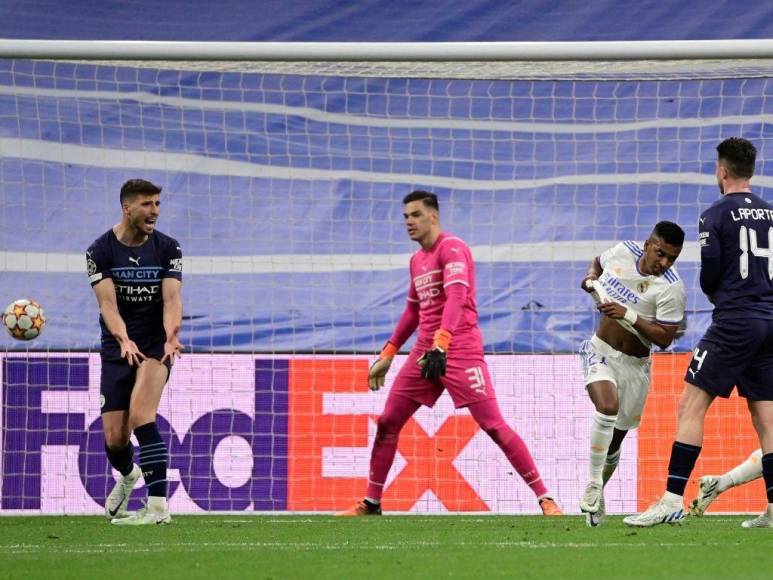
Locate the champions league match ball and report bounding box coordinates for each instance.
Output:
[2,299,46,340]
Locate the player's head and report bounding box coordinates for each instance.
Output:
[642,221,684,276]
[119,179,162,235]
[402,190,441,246]
[716,137,756,194]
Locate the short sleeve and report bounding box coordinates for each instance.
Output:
[656,281,686,325]
[86,240,112,287]
[599,242,626,270]
[439,239,471,288]
[162,238,183,281]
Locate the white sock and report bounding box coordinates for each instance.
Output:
[147,496,167,511]
[719,449,763,492]
[663,490,683,505]
[602,447,622,486]
[589,411,617,485]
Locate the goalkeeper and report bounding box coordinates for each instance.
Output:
[578,222,685,526]
[337,191,561,516]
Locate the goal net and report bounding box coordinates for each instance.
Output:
[1,44,772,514]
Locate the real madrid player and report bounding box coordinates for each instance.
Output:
[86,179,183,525]
[579,221,686,526]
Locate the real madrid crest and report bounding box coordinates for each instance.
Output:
[637,281,650,294]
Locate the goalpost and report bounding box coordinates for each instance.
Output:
[1,39,772,515]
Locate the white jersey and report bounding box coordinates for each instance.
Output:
[597,241,686,349]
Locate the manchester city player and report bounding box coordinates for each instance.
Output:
[86,179,183,525]
[625,138,773,528]
[337,191,562,517]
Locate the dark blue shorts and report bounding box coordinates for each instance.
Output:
[685,316,773,401]
[100,343,171,413]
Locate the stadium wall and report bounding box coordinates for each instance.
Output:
[0,353,765,515]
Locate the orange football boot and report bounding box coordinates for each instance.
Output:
[335,499,382,516]
[539,497,564,516]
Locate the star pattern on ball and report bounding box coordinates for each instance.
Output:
[3,299,46,341]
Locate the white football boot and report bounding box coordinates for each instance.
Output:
[741,505,773,529]
[623,493,685,527]
[586,491,606,527]
[104,464,141,520]
[580,482,602,515]
[689,475,721,517]
[111,497,171,526]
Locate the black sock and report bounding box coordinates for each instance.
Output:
[666,441,702,496]
[105,442,134,477]
[134,422,167,498]
[762,453,773,504]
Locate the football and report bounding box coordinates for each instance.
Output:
[2,299,46,340]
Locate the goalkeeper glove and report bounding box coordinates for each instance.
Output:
[419,329,452,380]
[369,342,397,391]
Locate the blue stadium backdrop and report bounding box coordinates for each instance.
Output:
[1,59,771,354]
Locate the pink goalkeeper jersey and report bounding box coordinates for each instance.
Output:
[407,232,484,357]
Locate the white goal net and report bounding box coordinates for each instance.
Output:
[1,42,772,514]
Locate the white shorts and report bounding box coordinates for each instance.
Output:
[579,334,652,431]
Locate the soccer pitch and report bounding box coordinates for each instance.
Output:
[1,515,772,579]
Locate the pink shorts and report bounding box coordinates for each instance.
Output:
[390,348,496,408]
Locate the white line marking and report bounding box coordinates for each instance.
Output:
[5,138,766,191]
[2,85,771,135]
[0,539,738,556]
[0,241,700,274]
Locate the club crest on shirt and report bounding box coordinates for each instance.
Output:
[637,281,650,294]
[613,267,623,276]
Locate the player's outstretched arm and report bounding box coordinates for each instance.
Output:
[161,278,183,365]
[92,279,146,366]
[369,300,419,390]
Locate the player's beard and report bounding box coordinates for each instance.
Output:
[133,215,155,235]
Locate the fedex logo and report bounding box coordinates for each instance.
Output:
[287,358,487,512]
[0,355,287,512]
[1,354,591,514]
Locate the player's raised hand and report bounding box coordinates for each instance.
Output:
[161,337,184,366]
[119,338,146,367]
[581,275,598,293]
[369,342,397,391]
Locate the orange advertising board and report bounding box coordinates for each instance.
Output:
[638,353,766,513]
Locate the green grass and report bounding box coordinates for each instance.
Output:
[1,515,772,579]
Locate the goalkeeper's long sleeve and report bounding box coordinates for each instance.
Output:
[387,300,420,350]
[439,282,468,336]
